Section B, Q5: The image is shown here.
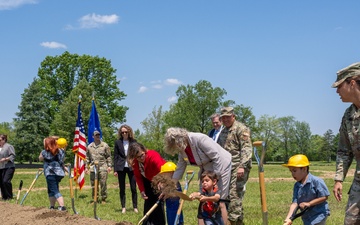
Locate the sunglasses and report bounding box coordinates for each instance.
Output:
[121,131,128,134]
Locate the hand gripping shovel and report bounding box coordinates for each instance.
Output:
[289,206,309,223]
[93,161,100,220]
[254,141,268,225]
[20,168,43,205]
[16,180,23,204]
[174,170,195,225]
[175,191,230,203]
[67,163,78,214]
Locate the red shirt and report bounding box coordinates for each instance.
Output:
[185,145,197,165]
[132,150,166,193]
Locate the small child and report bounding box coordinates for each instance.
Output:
[282,154,330,225]
[190,170,224,225]
[152,161,184,225]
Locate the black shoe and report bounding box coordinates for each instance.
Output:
[58,206,67,211]
[49,206,55,209]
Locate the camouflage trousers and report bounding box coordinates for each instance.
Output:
[90,170,108,201]
[227,167,250,223]
[345,181,360,225]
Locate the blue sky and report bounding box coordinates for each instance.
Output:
[1,0,359,135]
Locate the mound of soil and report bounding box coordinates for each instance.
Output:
[0,201,124,225]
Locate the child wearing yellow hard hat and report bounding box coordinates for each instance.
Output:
[159,162,184,225]
[282,154,330,225]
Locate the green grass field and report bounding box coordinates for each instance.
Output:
[9,163,352,224]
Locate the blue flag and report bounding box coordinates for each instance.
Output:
[88,99,102,143]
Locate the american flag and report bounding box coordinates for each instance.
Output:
[72,101,87,190]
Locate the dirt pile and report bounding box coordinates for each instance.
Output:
[0,201,126,225]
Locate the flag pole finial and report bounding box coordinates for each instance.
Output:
[78,95,82,103]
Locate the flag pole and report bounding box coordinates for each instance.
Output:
[72,94,86,193]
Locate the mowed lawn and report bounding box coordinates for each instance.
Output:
[10,162,352,224]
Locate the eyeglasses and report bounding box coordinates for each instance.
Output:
[121,131,128,134]
[94,134,100,136]
[136,152,145,159]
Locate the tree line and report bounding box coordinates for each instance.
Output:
[1,52,338,164]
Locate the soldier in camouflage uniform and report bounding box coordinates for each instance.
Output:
[333,62,360,225]
[217,107,252,225]
[86,130,112,203]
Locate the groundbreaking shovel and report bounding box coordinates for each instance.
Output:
[16,180,23,204]
[20,168,43,205]
[174,191,193,201]
[290,206,309,222]
[174,170,195,225]
[67,163,78,214]
[175,191,230,203]
[137,199,161,225]
[93,161,100,220]
[254,141,268,225]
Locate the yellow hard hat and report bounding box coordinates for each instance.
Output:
[57,138,68,148]
[282,154,310,167]
[160,162,177,173]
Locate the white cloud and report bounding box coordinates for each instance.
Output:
[152,84,163,89]
[40,41,67,49]
[168,96,177,103]
[119,76,127,81]
[79,13,119,29]
[0,0,37,10]
[165,78,182,85]
[138,86,148,93]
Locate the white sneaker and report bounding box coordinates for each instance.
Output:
[122,208,126,214]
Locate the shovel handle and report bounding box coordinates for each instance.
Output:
[93,161,100,220]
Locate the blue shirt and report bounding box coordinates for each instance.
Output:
[41,149,65,177]
[292,173,330,225]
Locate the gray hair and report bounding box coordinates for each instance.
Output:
[210,113,220,120]
[164,127,189,156]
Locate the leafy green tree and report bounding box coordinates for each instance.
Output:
[0,122,15,141]
[13,79,52,163]
[223,100,256,134]
[164,80,226,133]
[37,51,127,128]
[14,52,128,162]
[309,134,324,161]
[291,121,311,155]
[278,116,295,162]
[254,115,280,161]
[138,106,168,157]
[52,79,89,162]
[321,129,336,162]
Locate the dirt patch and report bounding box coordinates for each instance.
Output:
[0,201,127,225]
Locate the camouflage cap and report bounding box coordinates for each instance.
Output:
[332,62,360,88]
[93,130,100,135]
[220,107,234,117]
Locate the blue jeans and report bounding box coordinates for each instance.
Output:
[46,175,63,198]
[166,197,184,225]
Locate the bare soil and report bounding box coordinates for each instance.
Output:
[0,201,126,225]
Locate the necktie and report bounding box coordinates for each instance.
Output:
[213,130,218,140]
